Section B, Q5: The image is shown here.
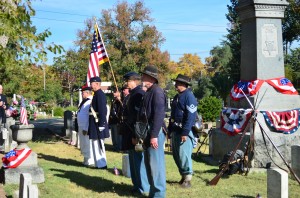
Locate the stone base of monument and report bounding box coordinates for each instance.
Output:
[2,152,45,184]
[210,129,250,161]
[212,83,300,168]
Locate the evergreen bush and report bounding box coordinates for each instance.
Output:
[53,107,64,117]
[198,96,222,122]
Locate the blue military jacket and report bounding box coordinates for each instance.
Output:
[88,89,110,139]
[170,88,197,136]
[138,84,166,138]
[122,85,145,150]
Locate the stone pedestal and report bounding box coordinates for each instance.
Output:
[228,83,300,167]
[2,124,45,184]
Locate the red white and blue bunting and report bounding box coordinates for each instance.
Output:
[230,80,264,101]
[221,108,252,136]
[266,77,298,95]
[261,109,300,134]
[230,77,298,101]
[2,148,32,168]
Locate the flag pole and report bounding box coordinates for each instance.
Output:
[94,18,119,93]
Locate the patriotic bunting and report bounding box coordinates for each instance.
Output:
[266,77,298,95]
[230,80,264,101]
[261,109,300,134]
[221,108,253,136]
[230,77,298,101]
[2,148,32,168]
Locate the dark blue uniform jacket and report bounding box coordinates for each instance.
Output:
[138,84,166,138]
[170,88,197,136]
[88,89,110,139]
[122,85,145,150]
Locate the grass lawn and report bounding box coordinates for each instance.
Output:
[3,134,300,198]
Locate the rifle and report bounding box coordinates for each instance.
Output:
[209,113,254,185]
[195,127,213,156]
[241,89,300,185]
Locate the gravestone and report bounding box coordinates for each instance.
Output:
[17,173,39,198]
[63,110,73,137]
[291,145,300,180]
[3,124,45,184]
[267,168,288,198]
[211,0,300,168]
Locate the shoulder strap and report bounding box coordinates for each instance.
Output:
[90,106,98,123]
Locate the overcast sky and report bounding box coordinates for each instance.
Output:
[31,0,230,64]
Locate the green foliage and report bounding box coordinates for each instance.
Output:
[211,72,234,105]
[283,0,300,47]
[53,107,64,117]
[198,96,222,122]
[225,0,241,83]
[285,47,300,90]
[194,76,217,99]
[65,106,77,112]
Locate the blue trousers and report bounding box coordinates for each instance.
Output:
[128,149,150,193]
[144,130,166,198]
[171,131,194,176]
[110,124,122,151]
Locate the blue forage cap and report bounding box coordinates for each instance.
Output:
[90,76,101,83]
[123,71,140,81]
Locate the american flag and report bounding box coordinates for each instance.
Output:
[20,97,28,125]
[86,26,109,85]
[2,148,32,168]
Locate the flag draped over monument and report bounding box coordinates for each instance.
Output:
[86,25,109,85]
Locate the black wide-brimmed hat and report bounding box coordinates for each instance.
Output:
[140,65,158,82]
[172,74,192,86]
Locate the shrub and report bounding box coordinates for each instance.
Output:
[65,106,77,112]
[198,96,222,122]
[53,107,64,117]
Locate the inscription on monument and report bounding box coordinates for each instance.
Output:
[262,24,278,57]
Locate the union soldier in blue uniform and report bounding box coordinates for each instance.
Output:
[88,76,110,169]
[168,74,197,188]
[109,85,129,151]
[138,65,166,197]
[122,71,150,195]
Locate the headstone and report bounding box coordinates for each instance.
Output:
[2,124,45,184]
[5,117,16,151]
[63,110,73,137]
[19,173,32,198]
[3,152,45,184]
[267,168,288,198]
[70,130,77,146]
[27,184,38,198]
[122,154,131,178]
[211,0,300,168]
[291,145,300,181]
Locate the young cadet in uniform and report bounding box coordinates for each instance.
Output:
[77,85,94,166]
[122,71,150,195]
[168,74,197,188]
[139,65,166,198]
[88,76,110,169]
